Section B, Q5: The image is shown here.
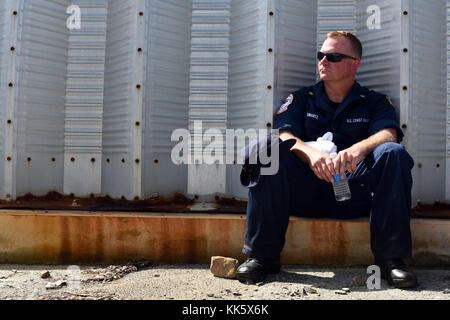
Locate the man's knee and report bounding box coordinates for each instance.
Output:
[373,142,414,169]
[375,142,403,153]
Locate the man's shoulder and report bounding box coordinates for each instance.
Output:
[355,84,399,111]
[291,86,313,95]
[356,83,391,102]
[280,87,312,106]
[290,83,319,98]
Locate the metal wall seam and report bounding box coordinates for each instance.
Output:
[400,0,410,157]
[101,0,139,199]
[0,0,6,198]
[1,0,18,199]
[134,0,145,200]
[264,0,275,129]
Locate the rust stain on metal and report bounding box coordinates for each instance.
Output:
[0,211,447,265]
[0,192,250,214]
[2,191,449,218]
[94,217,105,263]
[411,202,450,219]
[215,197,247,213]
[59,217,71,262]
[308,220,349,265]
[0,191,196,212]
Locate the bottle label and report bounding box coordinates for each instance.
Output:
[333,174,342,182]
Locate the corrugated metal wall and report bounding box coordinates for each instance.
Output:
[0,0,448,206]
[102,0,192,200]
[317,0,356,48]
[64,0,107,196]
[15,0,70,196]
[143,0,192,198]
[447,0,450,202]
[188,0,230,196]
[408,0,447,204]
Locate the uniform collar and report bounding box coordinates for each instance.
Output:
[310,81,368,118]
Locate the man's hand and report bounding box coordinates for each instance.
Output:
[333,128,398,179]
[307,148,335,183]
[333,144,367,179]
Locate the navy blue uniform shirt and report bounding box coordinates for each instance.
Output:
[274,81,403,152]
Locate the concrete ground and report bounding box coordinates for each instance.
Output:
[0,262,449,301]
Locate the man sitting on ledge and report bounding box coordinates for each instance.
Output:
[236,31,418,289]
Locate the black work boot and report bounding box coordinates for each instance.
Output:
[236,257,280,283]
[376,258,418,289]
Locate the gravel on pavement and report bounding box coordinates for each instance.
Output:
[0,262,449,301]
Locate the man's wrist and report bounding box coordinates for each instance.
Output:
[353,141,371,157]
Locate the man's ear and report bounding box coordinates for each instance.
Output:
[352,59,361,72]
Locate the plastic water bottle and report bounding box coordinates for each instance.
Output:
[330,153,351,201]
[332,173,352,201]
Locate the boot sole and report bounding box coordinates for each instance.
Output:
[388,278,418,289]
[381,273,418,289]
[236,267,280,284]
[236,273,266,284]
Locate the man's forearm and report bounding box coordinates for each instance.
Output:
[351,128,398,157]
[279,130,317,163]
[280,128,397,157]
[279,128,399,180]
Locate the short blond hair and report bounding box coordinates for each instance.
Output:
[326,31,363,59]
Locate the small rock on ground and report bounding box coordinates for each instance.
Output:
[45,280,67,290]
[210,256,239,279]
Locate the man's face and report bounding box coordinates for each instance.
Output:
[318,37,360,82]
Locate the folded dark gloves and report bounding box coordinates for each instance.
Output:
[240,135,296,188]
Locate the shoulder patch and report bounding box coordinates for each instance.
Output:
[386,96,395,107]
[276,94,294,115]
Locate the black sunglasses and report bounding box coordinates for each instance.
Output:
[317,51,358,62]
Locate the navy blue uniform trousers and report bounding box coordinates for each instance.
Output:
[242,142,414,262]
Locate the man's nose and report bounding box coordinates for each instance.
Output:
[319,56,329,64]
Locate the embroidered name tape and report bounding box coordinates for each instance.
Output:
[306,113,319,120]
[346,118,370,123]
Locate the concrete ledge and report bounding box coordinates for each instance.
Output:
[0,210,448,266]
